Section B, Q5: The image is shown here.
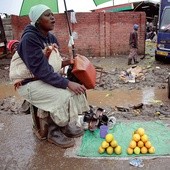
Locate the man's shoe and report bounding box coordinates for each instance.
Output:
[60,123,84,138]
[128,58,132,65]
[47,125,75,148]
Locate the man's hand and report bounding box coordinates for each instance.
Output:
[68,81,86,95]
[43,46,52,58]
[52,43,59,49]
[43,44,59,58]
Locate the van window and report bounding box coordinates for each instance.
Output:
[160,8,170,31]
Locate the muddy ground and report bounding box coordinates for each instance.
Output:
[1,42,170,89]
[0,41,170,121]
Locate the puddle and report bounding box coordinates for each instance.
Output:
[0,83,19,99]
[87,88,169,107]
[0,83,169,107]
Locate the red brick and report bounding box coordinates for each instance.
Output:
[11,11,146,57]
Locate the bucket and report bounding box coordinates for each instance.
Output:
[100,125,108,138]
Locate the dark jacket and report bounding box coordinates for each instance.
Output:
[17,24,69,89]
[129,30,138,48]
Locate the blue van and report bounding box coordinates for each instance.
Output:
[155,0,170,61]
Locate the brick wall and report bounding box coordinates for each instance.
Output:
[10,11,146,57]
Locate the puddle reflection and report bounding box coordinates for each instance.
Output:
[142,88,155,104]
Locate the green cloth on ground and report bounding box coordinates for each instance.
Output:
[77,121,170,157]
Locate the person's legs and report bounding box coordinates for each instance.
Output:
[129,48,138,64]
[47,117,75,148]
[133,48,138,64]
[128,48,133,65]
[17,80,89,147]
[60,122,84,138]
[18,80,89,125]
[31,105,49,140]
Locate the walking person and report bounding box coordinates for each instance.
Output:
[9,4,90,148]
[128,24,139,65]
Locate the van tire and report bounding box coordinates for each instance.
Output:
[155,55,160,61]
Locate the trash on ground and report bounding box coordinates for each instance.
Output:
[119,66,145,83]
[156,109,170,116]
[132,103,144,109]
[115,106,129,112]
[129,158,144,167]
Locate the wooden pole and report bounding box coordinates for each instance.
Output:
[63,0,76,58]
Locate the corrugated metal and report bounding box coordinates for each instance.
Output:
[105,4,134,12]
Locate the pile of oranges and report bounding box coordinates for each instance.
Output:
[98,133,122,155]
[127,128,155,155]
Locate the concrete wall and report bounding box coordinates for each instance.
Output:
[6,11,146,57]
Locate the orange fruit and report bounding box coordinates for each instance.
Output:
[127,147,133,155]
[145,141,152,149]
[105,134,114,143]
[148,146,155,154]
[138,140,144,148]
[98,146,105,154]
[114,145,122,155]
[101,141,109,149]
[141,146,148,154]
[134,147,140,154]
[106,146,114,155]
[129,140,136,149]
[133,134,141,142]
[110,140,118,148]
[137,128,145,136]
[132,130,137,136]
[141,134,148,143]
